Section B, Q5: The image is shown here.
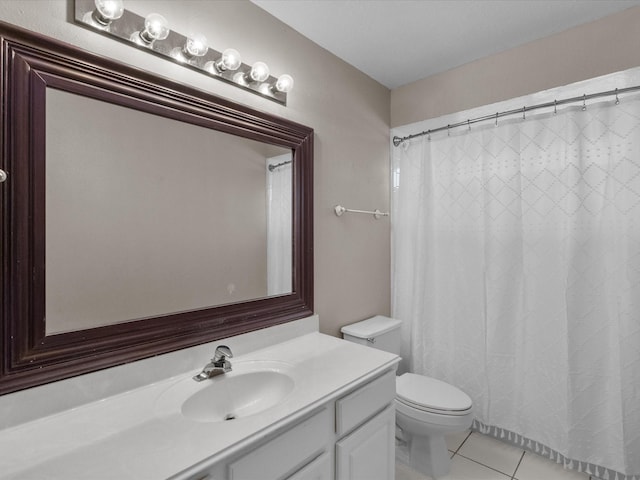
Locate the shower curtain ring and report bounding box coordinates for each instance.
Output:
[522,106,526,120]
[495,112,498,126]
[615,88,620,105]
[447,124,450,137]
[554,100,557,115]
[427,129,431,141]
[467,119,471,131]
[582,94,587,111]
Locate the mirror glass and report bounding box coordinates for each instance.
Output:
[45,89,292,334]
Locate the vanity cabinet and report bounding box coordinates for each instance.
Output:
[179,369,396,480]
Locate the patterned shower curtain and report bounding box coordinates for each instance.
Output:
[266,154,292,296]
[391,86,640,479]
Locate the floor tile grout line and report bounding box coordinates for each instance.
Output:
[455,431,525,478]
[455,451,516,478]
[435,432,596,480]
[511,451,526,480]
[452,430,473,456]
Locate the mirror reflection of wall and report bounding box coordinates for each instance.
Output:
[266,154,293,296]
[45,88,292,335]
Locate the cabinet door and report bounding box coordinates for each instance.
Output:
[287,452,332,480]
[336,405,395,480]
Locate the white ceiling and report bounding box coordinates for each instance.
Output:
[251,0,640,89]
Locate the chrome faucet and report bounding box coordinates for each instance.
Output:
[193,345,233,382]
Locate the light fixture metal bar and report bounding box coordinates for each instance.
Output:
[74,0,288,105]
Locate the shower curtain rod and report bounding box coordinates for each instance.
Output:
[268,159,292,171]
[392,84,640,147]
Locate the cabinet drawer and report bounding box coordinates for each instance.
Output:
[228,408,330,480]
[335,370,395,436]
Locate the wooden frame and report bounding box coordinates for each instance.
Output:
[0,22,314,395]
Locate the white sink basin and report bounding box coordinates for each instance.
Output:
[156,360,297,423]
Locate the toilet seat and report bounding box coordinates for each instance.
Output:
[396,373,472,416]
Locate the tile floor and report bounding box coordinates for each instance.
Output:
[396,430,594,480]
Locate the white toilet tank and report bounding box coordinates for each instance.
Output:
[341,315,402,355]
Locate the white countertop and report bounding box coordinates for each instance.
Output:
[0,332,398,479]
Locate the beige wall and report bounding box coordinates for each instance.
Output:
[391,6,640,128]
[0,0,391,338]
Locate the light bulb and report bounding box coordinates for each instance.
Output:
[249,61,270,82]
[184,33,208,58]
[86,0,124,27]
[95,0,124,20]
[273,74,294,93]
[206,48,242,74]
[139,13,170,44]
[218,48,242,71]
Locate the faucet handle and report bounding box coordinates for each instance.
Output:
[213,345,233,362]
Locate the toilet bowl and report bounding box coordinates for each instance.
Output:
[395,373,473,478]
[341,316,473,479]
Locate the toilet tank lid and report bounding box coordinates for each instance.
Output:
[340,315,402,339]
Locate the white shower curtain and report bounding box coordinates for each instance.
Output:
[266,154,292,296]
[392,79,640,478]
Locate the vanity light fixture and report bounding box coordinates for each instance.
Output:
[74,0,293,105]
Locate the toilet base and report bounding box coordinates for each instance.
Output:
[395,404,473,479]
[405,432,450,479]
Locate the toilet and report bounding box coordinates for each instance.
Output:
[341,315,473,479]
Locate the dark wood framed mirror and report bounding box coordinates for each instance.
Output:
[0,22,314,395]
